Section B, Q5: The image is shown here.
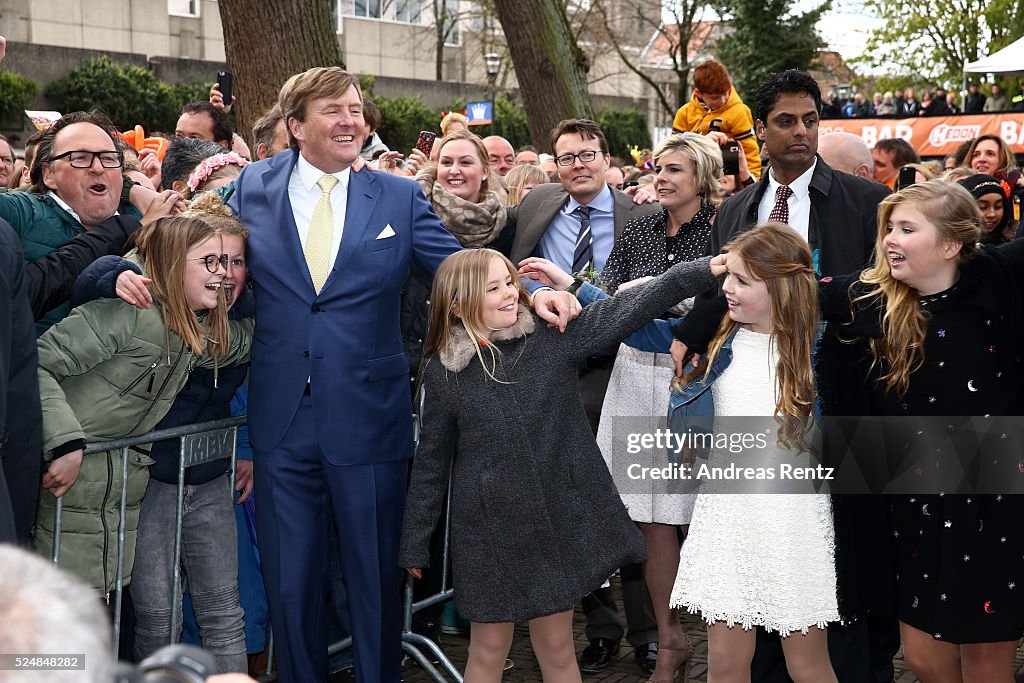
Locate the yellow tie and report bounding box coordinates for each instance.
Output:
[305,174,339,293]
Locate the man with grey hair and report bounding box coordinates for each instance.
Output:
[817,132,873,179]
[0,545,114,682]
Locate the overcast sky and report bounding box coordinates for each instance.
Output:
[810,0,883,63]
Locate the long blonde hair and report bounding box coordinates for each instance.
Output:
[132,194,244,357]
[422,249,531,381]
[686,223,819,449]
[851,180,980,396]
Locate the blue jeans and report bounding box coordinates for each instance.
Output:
[131,475,247,674]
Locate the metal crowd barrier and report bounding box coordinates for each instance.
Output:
[52,410,465,682]
[51,416,245,658]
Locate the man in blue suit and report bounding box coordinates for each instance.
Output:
[226,67,461,683]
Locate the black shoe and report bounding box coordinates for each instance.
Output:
[579,638,620,674]
[633,641,658,677]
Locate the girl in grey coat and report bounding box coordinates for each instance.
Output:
[399,248,714,681]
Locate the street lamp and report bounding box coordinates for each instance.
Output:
[484,52,501,133]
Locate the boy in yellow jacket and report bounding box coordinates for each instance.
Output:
[672,60,761,181]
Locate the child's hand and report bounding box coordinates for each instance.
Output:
[710,254,728,277]
[43,449,84,498]
[517,257,574,290]
[407,568,423,580]
[671,339,700,376]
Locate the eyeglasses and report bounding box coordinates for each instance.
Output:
[49,150,124,169]
[554,150,601,167]
[189,254,230,273]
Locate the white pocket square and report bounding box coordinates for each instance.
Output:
[376,225,396,239]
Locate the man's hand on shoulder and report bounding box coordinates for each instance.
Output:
[532,289,581,333]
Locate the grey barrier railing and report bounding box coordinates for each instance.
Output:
[51,412,464,682]
[52,416,245,658]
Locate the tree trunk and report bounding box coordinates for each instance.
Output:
[492,0,593,150]
[217,0,345,146]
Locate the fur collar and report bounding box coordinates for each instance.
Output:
[439,304,536,372]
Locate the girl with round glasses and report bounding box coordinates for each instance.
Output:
[33,195,254,599]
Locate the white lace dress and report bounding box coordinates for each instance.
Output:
[669,328,840,636]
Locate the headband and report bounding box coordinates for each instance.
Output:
[186,151,250,192]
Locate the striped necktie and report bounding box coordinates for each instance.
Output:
[571,205,593,275]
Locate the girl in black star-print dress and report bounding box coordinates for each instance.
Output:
[818,180,1024,681]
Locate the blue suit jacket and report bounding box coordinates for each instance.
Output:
[228,150,461,463]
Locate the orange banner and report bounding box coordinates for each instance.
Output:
[820,114,1024,156]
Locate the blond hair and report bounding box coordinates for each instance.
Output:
[504,163,548,205]
[963,134,1018,177]
[423,130,492,199]
[685,223,819,450]
[133,194,244,357]
[851,180,980,397]
[652,133,725,205]
[423,249,532,382]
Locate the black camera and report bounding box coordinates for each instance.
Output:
[114,644,215,682]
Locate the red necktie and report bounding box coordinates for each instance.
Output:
[768,185,793,224]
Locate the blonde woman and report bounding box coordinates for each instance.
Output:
[594,132,724,682]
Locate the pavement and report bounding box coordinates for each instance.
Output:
[393,579,1024,683]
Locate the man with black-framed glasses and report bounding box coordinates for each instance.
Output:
[0,110,178,336]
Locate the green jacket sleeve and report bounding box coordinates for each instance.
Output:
[36,299,139,453]
[194,317,253,369]
[0,192,35,237]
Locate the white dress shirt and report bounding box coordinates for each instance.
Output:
[288,154,351,274]
[757,160,816,242]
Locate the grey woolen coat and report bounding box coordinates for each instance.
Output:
[398,256,715,622]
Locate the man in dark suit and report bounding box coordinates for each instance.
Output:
[669,69,894,683]
[509,119,662,676]
[225,67,461,683]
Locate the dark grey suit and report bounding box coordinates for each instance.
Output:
[509,182,659,264]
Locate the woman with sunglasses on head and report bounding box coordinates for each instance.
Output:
[33,195,253,606]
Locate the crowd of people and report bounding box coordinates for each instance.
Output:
[820,82,1024,118]
[1,32,1023,683]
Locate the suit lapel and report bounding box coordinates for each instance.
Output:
[611,188,634,241]
[528,186,569,255]
[321,167,379,291]
[254,151,319,293]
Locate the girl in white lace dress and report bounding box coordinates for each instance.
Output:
[668,224,840,682]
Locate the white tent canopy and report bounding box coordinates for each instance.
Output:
[964,36,1024,77]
